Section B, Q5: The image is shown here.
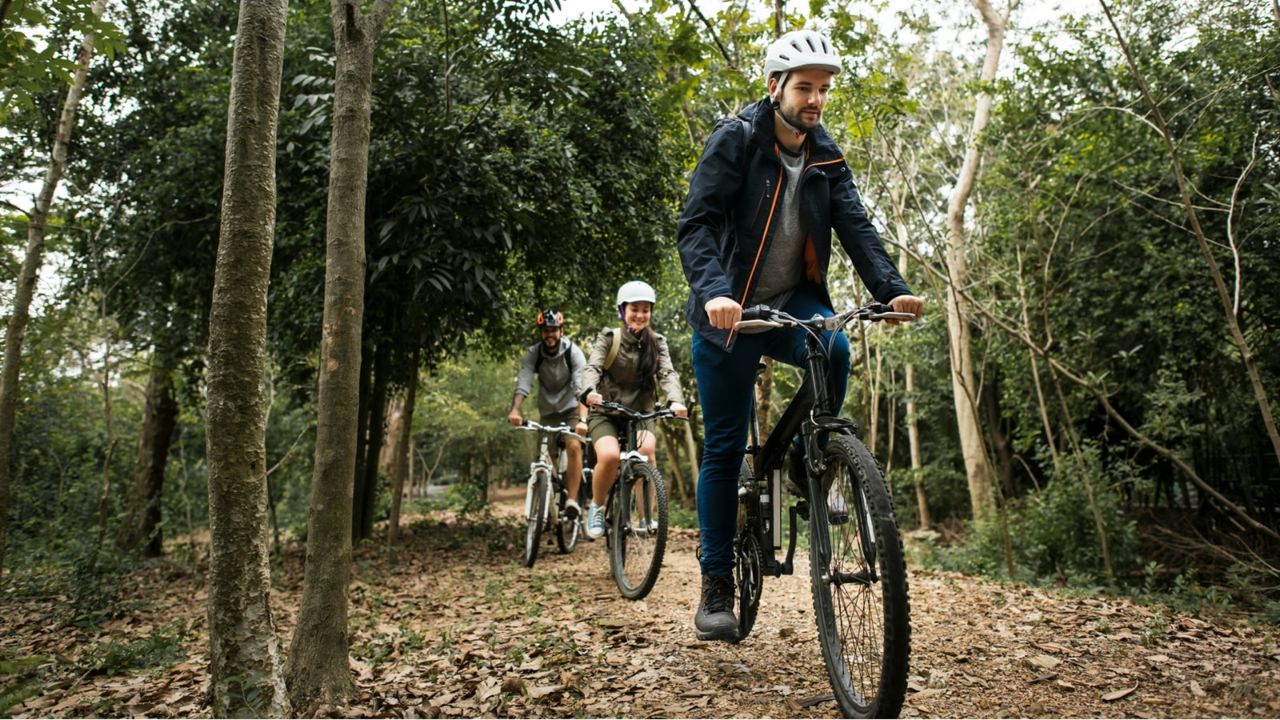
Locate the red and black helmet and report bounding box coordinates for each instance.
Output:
[535,308,564,329]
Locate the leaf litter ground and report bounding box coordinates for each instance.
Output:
[3,486,1278,718]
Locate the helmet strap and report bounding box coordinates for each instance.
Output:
[769,72,808,141]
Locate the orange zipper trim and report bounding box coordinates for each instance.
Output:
[725,152,785,347]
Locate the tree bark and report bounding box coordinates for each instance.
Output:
[286,0,396,709]
[119,356,179,557]
[0,0,105,577]
[942,0,1012,522]
[204,0,291,715]
[388,351,419,547]
[890,180,929,528]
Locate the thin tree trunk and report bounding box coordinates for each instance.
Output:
[891,190,929,529]
[359,342,390,540]
[388,350,419,547]
[660,425,686,504]
[287,0,397,709]
[885,368,897,475]
[1101,0,1280,468]
[869,342,883,455]
[119,356,179,557]
[351,341,372,540]
[682,418,700,489]
[1016,248,1060,470]
[756,358,774,444]
[204,0,291,714]
[942,0,1014,523]
[0,0,105,577]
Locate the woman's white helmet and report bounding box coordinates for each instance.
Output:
[764,30,841,86]
[616,280,657,306]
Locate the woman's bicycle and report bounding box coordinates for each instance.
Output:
[514,421,589,568]
[732,302,913,719]
[591,401,681,600]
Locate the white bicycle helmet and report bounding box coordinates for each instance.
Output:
[763,30,842,86]
[616,280,657,306]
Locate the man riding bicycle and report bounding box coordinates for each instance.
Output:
[677,30,925,642]
[508,308,589,519]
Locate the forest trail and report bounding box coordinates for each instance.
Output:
[3,488,1278,718]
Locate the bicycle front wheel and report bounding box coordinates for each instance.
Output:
[807,435,910,718]
[609,462,668,600]
[523,470,549,568]
[555,487,581,554]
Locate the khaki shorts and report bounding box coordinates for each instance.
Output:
[587,413,653,445]
[540,410,584,447]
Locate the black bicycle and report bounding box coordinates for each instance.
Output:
[514,421,588,567]
[592,401,681,600]
[732,302,913,719]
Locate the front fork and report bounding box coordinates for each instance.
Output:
[525,463,553,521]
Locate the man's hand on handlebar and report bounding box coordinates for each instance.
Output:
[506,409,523,427]
[670,402,689,418]
[887,294,925,325]
[586,391,603,407]
[704,296,742,330]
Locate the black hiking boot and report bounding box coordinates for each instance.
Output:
[694,574,738,643]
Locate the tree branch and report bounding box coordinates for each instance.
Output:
[686,0,734,68]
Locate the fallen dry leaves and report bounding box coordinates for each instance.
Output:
[2,486,1278,718]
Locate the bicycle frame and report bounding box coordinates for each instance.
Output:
[523,426,569,523]
[739,318,868,579]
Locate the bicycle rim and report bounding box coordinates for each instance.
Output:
[523,471,548,568]
[808,435,910,718]
[610,463,668,600]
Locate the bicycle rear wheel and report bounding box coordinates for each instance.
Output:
[523,470,549,568]
[735,458,764,641]
[807,435,910,718]
[609,462,668,600]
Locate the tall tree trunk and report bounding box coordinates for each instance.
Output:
[388,351,419,547]
[204,0,290,714]
[0,0,105,577]
[942,0,1012,522]
[868,342,883,455]
[286,0,396,709]
[1015,248,1060,470]
[119,356,179,557]
[682,420,700,492]
[359,342,390,541]
[982,375,1015,498]
[660,425,686,504]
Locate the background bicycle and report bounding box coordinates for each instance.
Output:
[591,401,682,600]
[514,421,587,567]
[732,302,913,719]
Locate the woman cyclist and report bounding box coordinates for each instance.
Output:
[578,280,689,539]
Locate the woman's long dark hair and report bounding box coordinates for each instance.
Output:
[634,326,659,394]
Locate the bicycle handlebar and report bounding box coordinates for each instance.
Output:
[736,302,916,333]
[516,420,581,437]
[590,401,686,422]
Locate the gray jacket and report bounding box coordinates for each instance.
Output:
[514,338,586,416]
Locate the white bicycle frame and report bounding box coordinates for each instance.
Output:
[524,434,557,522]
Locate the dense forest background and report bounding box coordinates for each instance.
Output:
[0,0,1277,713]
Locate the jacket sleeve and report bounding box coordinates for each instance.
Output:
[654,334,685,406]
[578,330,611,400]
[677,121,745,308]
[570,341,587,400]
[830,169,912,303]
[514,345,538,398]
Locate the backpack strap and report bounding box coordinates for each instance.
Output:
[603,328,622,371]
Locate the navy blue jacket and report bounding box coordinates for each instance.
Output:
[677,99,911,348]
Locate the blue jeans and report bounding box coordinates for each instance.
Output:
[692,285,851,577]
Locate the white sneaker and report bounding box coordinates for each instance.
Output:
[564,498,581,520]
[586,503,606,539]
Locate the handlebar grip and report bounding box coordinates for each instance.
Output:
[741,304,770,322]
[867,302,893,314]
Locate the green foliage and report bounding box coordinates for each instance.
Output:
[78,623,189,676]
[925,445,1139,586]
[0,0,123,122]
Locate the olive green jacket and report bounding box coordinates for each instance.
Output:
[579,326,684,411]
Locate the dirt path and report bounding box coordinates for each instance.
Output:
[3,490,1278,718]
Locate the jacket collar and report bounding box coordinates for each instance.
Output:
[740,98,844,169]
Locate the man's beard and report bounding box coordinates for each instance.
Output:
[779,103,820,132]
